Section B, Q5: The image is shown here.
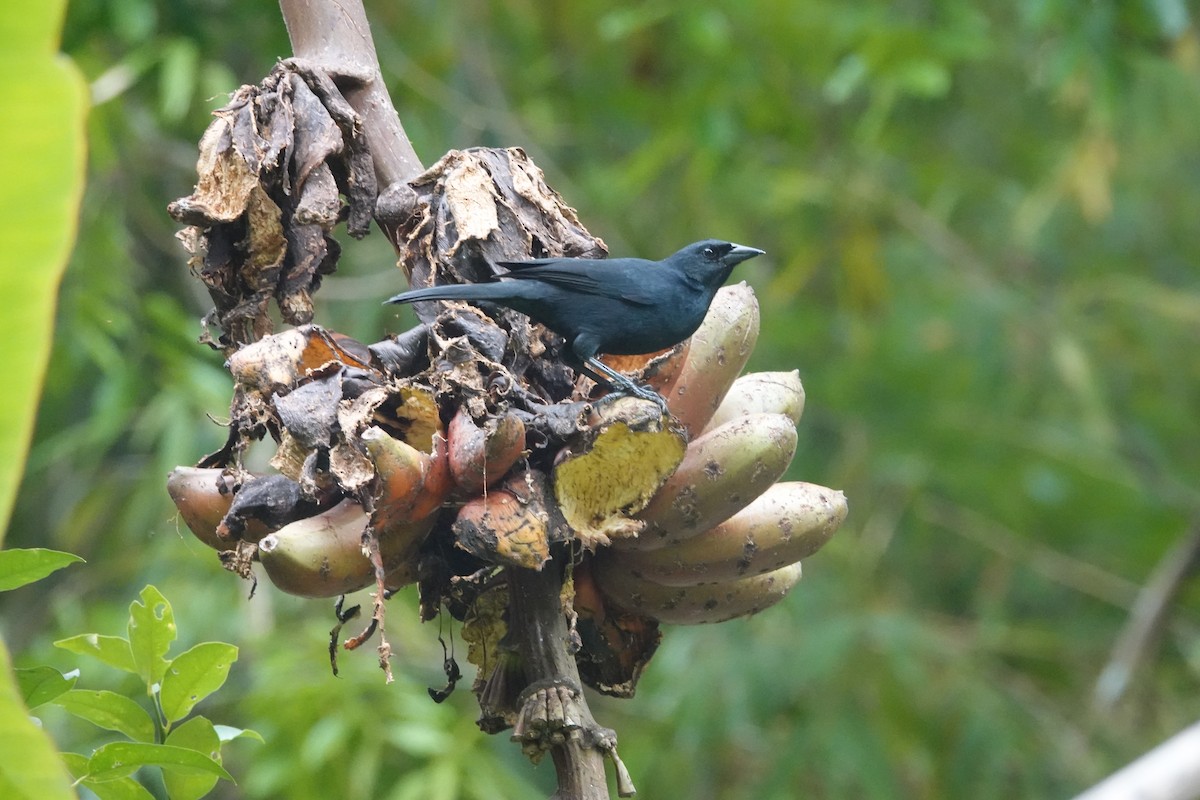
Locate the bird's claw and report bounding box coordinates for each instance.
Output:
[589,381,670,416]
[628,384,670,416]
[582,357,671,417]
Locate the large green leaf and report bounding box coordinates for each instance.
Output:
[0,0,87,542]
[0,641,75,799]
[0,2,88,798]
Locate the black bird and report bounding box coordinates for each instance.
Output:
[385,239,765,409]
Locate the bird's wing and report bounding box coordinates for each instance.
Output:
[494,258,566,270]
[496,262,658,306]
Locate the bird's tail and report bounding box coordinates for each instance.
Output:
[385,280,530,307]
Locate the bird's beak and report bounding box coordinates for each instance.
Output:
[725,244,766,265]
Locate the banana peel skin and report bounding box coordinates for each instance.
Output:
[622,412,799,551]
[597,482,847,588]
[257,499,434,598]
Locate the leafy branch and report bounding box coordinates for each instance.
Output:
[4,550,256,800]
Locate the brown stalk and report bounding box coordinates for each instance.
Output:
[278,0,422,190]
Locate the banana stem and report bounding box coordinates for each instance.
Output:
[274,3,624,796]
[508,563,631,798]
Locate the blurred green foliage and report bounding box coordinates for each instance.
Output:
[4,0,1199,797]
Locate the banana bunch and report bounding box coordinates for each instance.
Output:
[167,285,843,695]
[576,283,847,627]
[168,134,844,748]
[167,287,844,620]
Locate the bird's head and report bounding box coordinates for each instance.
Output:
[697,240,765,267]
[673,239,765,284]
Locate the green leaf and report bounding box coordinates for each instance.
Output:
[163,717,220,800]
[824,54,868,103]
[127,586,176,689]
[385,720,454,757]
[0,640,75,799]
[0,549,84,591]
[51,689,156,743]
[213,724,264,744]
[159,642,237,723]
[0,0,88,544]
[59,752,88,777]
[66,750,155,800]
[80,776,156,800]
[66,752,156,800]
[14,666,76,708]
[85,742,233,783]
[54,633,137,674]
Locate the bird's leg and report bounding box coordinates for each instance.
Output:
[580,357,670,414]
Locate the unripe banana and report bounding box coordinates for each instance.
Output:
[447,406,526,495]
[361,425,452,529]
[257,500,369,597]
[257,499,430,597]
[167,467,269,549]
[702,371,805,434]
[599,482,845,586]
[663,283,760,436]
[591,560,803,625]
[616,412,797,551]
[411,430,453,520]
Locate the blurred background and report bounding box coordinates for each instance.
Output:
[5,0,1200,797]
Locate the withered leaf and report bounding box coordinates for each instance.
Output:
[216,474,322,541]
[370,324,430,378]
[170,63,377,348]
[273,376,341,449]
[293,65,376,238]
[244,185,287,291]
[279,223,326,326]
[289,73,343,193]
[167,111,259,226]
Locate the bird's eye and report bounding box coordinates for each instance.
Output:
[702,247,716,259]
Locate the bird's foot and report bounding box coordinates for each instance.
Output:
[582,357,671,417]
[607,382,670,416]
[631,384,670,416]
[590,384,669,416]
